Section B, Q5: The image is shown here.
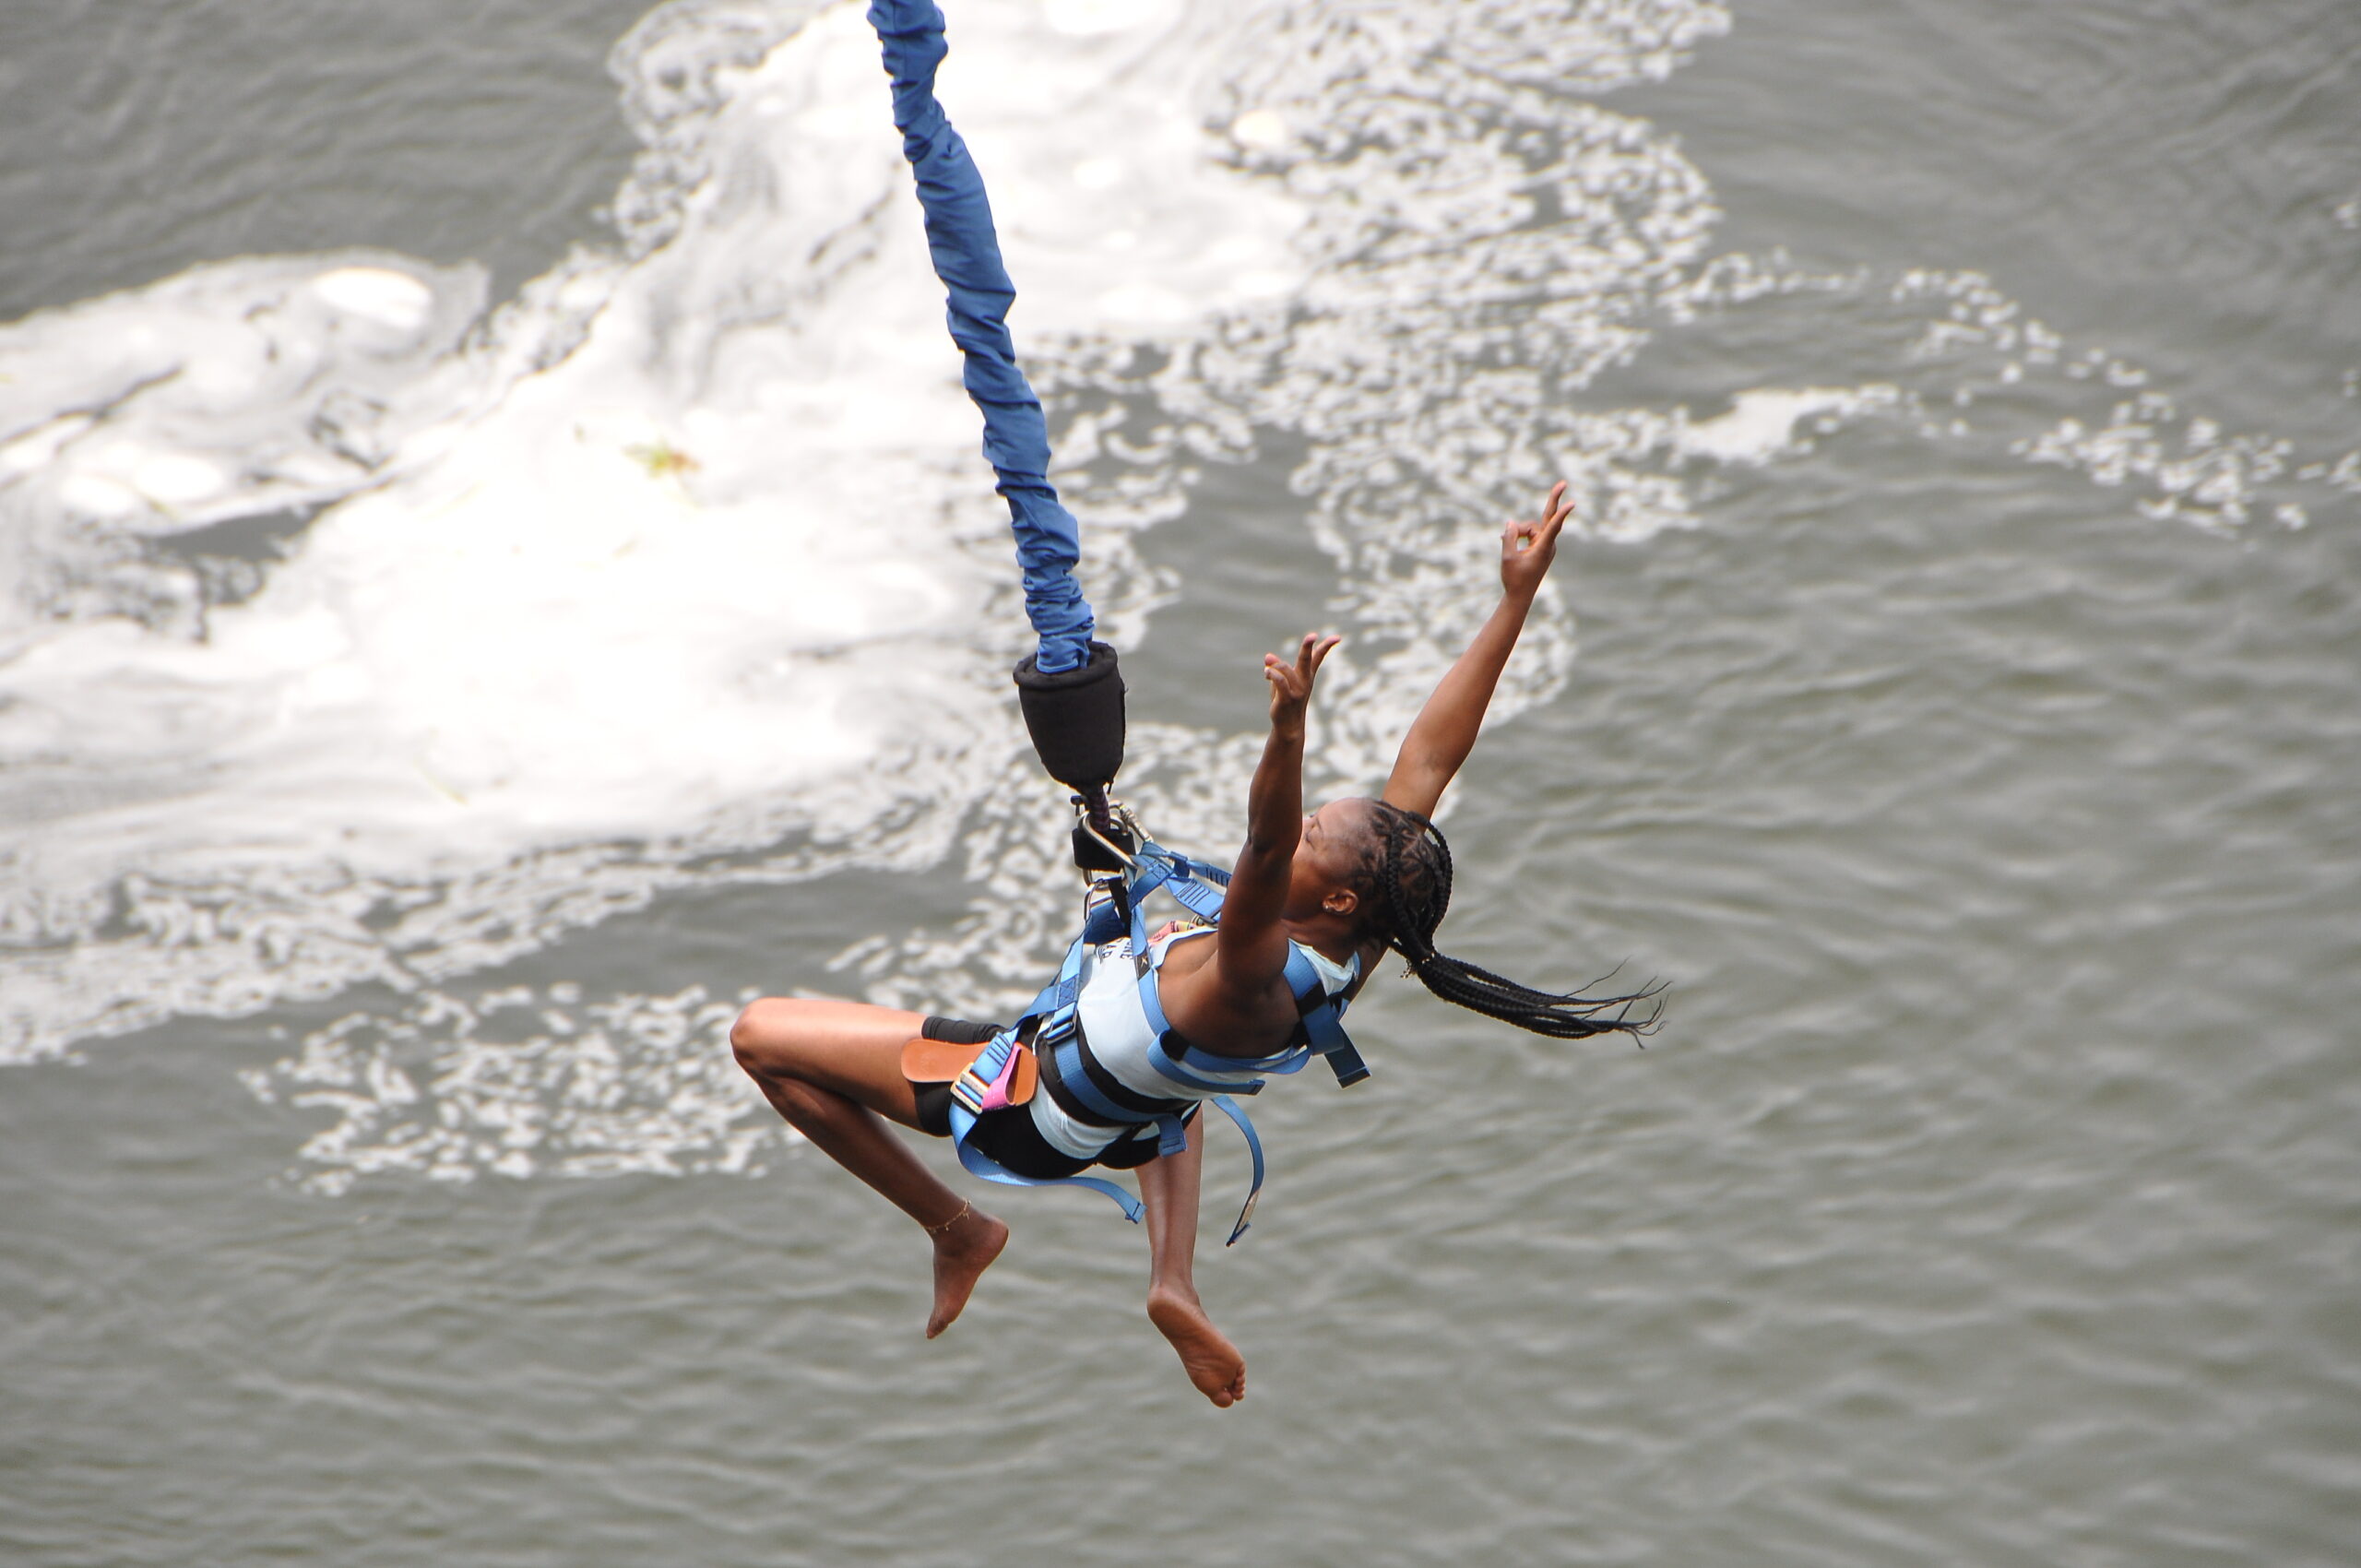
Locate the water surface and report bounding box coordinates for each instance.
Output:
[3,2,2356,1564]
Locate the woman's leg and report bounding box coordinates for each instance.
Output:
[1135,1113,1247,1407]
[731,997,1007,1337]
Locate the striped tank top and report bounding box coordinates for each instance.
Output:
[1027,926,1362,1163]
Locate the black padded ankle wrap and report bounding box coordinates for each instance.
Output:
[1013,640,1125,792]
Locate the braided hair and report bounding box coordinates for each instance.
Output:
[1348,800,1662,1041]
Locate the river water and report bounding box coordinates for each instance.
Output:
[3,2,2356,1563]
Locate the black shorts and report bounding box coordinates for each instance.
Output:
[908,1016,1169,1179]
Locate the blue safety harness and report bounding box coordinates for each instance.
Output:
[946,840,1371,1243]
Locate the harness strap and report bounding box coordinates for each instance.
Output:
[943,834,1366,1237]
[1043,1032,1163,1128]
[1133,932,1291,1077]
[1146,1039,1275,1097]
[945,1024,1145,1223]
[1284,945,1371,1087]
[947,1111,1146,1223]
[1209,1096,1264,1245]
[1128,863,1363,1086]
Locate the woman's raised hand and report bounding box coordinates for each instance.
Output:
[1501,481,1574,600]
[1264,632,1341,732]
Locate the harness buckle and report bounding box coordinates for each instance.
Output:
[951,1038,1038,1116]
[1071,795,1141,873]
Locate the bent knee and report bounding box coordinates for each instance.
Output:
[730,996,819,1075]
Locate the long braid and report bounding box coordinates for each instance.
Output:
[1360,802,1662,1041]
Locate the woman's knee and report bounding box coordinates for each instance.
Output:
[731,996,820,1077]
[730,996,925,1117]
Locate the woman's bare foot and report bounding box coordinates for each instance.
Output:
[1146,1283,1247,1407]
[926,1206,1009,1338]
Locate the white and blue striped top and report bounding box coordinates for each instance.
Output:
[1027,927,1360,1161]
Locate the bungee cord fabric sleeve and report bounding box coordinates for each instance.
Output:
[868,0,1094,673]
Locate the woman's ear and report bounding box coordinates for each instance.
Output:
[1323,887,1359,919]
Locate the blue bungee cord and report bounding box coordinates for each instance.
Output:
[868,0,1129,826]
[868,0,1093,675]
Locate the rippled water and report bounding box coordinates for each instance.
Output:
[4,1,2357,1563]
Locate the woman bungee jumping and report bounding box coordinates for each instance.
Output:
[729,0,1656,1406]
[731,486,1658,1406]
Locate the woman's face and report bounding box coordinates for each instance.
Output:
[1288,797,1376,922]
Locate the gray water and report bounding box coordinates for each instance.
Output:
[5,2,2359,1565]
[0,0,655,319]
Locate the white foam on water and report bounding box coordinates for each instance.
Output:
[241,982,781,1193]
[1643,255,2358,538]
[1873,267,2358,533]
[310,267,440,333]
[0,251,492,662]
[1677,386,1902,465]
[1041,0,1163,39]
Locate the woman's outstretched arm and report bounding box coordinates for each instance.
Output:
[1382,481,1574,820]
[1205,632,1340,1004]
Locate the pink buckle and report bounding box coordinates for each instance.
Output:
[951,1044,1021,1115]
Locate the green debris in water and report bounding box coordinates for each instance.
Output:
[625,440,699,479]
